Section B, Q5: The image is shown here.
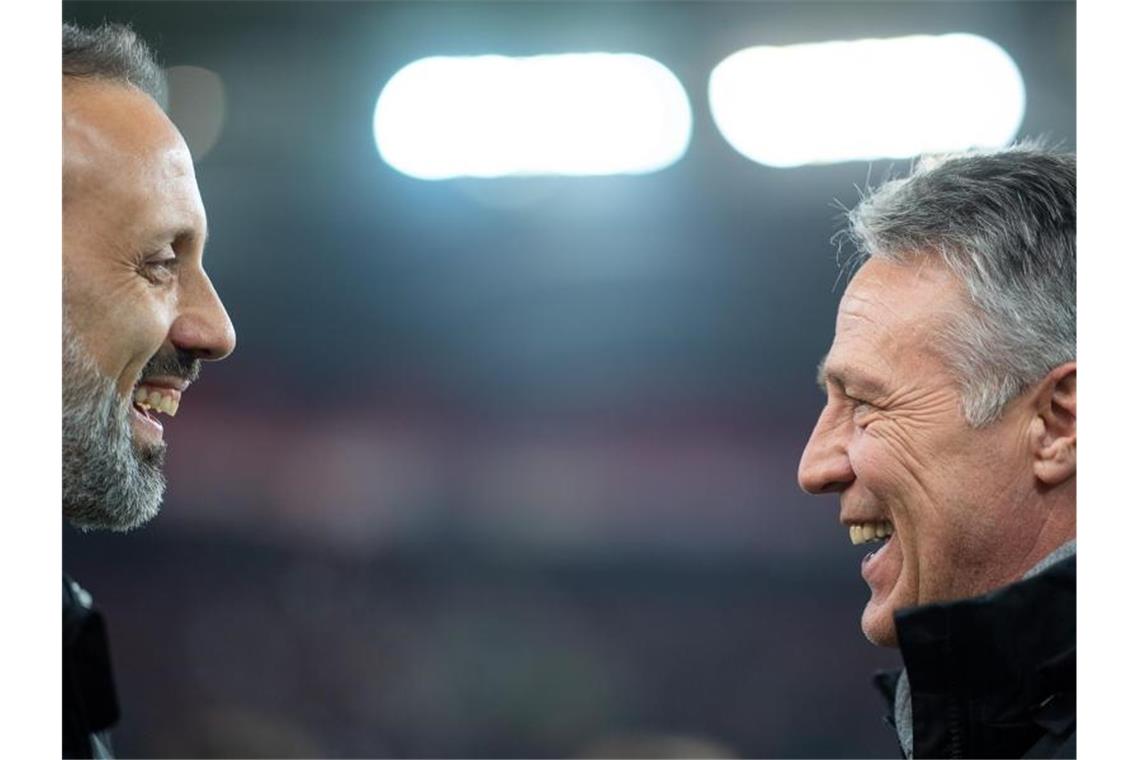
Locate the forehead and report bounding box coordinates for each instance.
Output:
[822,257,964,386]
[63,80,205,239]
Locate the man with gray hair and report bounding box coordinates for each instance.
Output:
[798,144,1075,758]
[63,21,235,757]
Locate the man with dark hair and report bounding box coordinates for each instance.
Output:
[798,144,1075,758]
[63,22,236,757]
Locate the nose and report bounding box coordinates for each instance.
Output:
[797,405,855,494]
[170,270,236,361]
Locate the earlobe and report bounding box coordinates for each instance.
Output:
[1031,363,1076,486]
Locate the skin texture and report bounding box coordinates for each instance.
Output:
[63,78,235,527]
[797,257,1075,646]
[63,79,234,392]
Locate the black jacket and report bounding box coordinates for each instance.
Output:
[874,555,1075,759]
[63,576,119,759]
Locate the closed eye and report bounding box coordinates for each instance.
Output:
[139,251,178,284]
[849,395,879,421]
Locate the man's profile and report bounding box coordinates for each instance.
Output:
[63,21,235,757]
[799,145,1075,758]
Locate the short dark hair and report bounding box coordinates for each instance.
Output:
[63,21,165,103]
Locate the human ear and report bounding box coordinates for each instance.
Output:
[1031,362,1076,486]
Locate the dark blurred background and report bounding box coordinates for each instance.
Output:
[61,2,1075,757]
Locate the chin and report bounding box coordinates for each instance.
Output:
[862,605,900,647]
[132,436,167,464]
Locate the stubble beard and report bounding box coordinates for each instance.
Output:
[62,318,166,532]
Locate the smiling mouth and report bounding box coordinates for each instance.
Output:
[849,520,894,545]
[131,384,182,420]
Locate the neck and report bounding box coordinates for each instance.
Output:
[1013,479,1076,581]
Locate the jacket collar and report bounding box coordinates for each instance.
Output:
[877,553,1075,758]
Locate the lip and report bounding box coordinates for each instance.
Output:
[860,531,900,587]
[129,401,165,443]
[840,514,891,527]
[136,375,191,392]
[840,496,893,528]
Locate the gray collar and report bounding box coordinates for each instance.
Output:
[895,668,914,759]
[1023,540,1076,579]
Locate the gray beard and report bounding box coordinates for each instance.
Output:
[62,320,166,532]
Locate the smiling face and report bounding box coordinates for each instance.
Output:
[63,79,235,531]
[798,258,1057,646]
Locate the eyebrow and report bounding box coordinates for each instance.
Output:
[177,225,209,247]
[815,355,830,392]
[816,354,890,398]
[147,224,208,252]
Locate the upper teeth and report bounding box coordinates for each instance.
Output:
[849,521,893,545]
[134,387,180,416]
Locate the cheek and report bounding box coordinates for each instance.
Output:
[853,417,947,490]
[847,427,914,495]
[79,289,174,392]
[848,426,948,555]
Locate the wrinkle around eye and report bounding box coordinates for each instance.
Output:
[886,387,962,429]
[852,404,882,432]
[139,256,177,286]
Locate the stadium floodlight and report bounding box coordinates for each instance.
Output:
[374,53,692,179]
[708,34,1026,168]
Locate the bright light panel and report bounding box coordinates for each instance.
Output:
[708,34,1026,168]
[374,53,692,179]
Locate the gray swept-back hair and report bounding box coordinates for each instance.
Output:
[840,142,1076,427]
[63,21,165,103]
